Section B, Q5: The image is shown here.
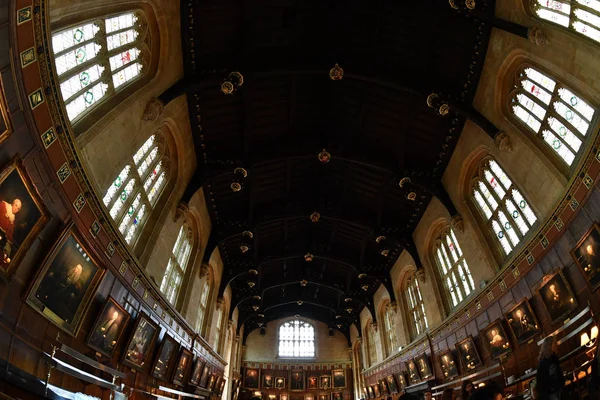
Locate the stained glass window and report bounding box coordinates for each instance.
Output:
[406,275,428,337]
[278,320,315,358]
[512,67,595,166]
[366,322,377,366]
[383,304,399,354]
[196,277,211,333]
[530,0,600,44]
[472,158,537,256]
[51,12,149,122]
[160,225,193,305]
[434,229,475,308]
[103,134,168,246]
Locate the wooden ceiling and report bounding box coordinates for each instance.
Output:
[181,0,495,343]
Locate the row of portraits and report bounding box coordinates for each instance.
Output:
[362,267,582,395]
[244,369,347,390]
[0,157,224,390]
[278,393,345,400]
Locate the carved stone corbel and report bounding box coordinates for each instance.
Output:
[494,132,513,152]
[527,27,550,46]
[416,268,426,283]
[451,214,464,234]
[199,262,210,278]
[142,98,165,122]
[216,297,225,309]
[371,322,378,332]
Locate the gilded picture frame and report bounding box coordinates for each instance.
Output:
[331,392,342,400]
[121,312,159,371]
[456,335,483,372]
[571,223,600,292]
[263,373,275,389]
[86,296,130,358]
[536,269,578,324]
[504,298,541,345]
[152,335,179,381]
[481,319,512,360]
[172,347,193,386]
[244,367,260,389]
[366,386,374,398]
[275,376,286,389]
[332,369,346,389]
[385,374,399,394]
[290,370,305,391]
[414,353,433,380]
[406,359,421,385]
[438,349,459,380]
[25,225,104,337]
[189,357,205,386]
[307,374,319,389]
[319,375,330,389]
[0,155,49,281]
[0,75,12,145]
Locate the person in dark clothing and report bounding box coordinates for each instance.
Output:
[461,380,475,400]
[588,344,600,400]
[537,336,565,400]
[441,388,454,400]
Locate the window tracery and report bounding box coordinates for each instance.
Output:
[530,0,600,44]
[278,320,315,358]
[366,321,377,366]
[382,303,399,355]
[195,277,211,333]
[51,12,149,122]
[159,223,193,304]
[472,158,537,256]
[405,275,428,336]
[103,134,168,245]
[434,229,475,308]
[511,66,595,166]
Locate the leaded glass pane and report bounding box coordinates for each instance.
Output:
[109,48,141,71]
[65,81,108,121]
[52,23,100,54]
[148,172,166,203]
[474,190,493,219]
[104,165,131,205]
[60,64,105,101]
[109,179,135,218]
[112,63,143,88]
[435,230,473,309]
[54,42,102,76]
[105,13,138,34]
[278,320,315,358]
[134,135,156,165]
[138,147,159,176]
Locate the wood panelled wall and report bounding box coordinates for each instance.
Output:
[0,2,225,399]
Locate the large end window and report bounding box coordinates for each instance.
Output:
[530,1,600,44]
[278,320,315,358]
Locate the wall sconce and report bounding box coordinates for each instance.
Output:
[260,327,266,337]
[581,325,598,347]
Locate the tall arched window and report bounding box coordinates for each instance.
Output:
[214,307,223,353]
[511,66,595,166]
[382,303,399,355]
[434,229,475,308]
[529,1,600,44]
[405,274,428,337]
[195,276,211,333]
[51,12,150,122]
[103,134,168,245]
[278,320,315,358]
[160,223,192,304]
[365,321,377,366]
[472,158,537,255]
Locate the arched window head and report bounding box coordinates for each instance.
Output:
[434,229,475,308]
[529,1,600,44]
[51,11,150,122]
[195,274,212,333]
[160,222,193,304]
[404,274,428,337]
[471,158,537,256]
[278,320,315,358]
[103,133,169,245]
[511,66,595,166]
[383,303,399,355]
[366,321,377,366]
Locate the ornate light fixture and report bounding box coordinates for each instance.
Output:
[407,192,417,201]
[344,298,353,303]
[300,279,308,287]
[240,230,254,253]
[345,307,353,313]
[252,305,260,311]
[249,269,258,275]
[231,167,248,192]
[221,71,244,95]
[304,253,314,262]
[318,149,331,164]
[380,248,389,257]
[449,0,476,10]
[247,280,256,288]
[361,284,369,292]
[329,63,344,80]
[427,93,450,116]
[336,324,342,329]
[297,300,304,305]
[335,315,342,319]
[310,211,321,223]
[399,177,411,188]
[376,235,386,244]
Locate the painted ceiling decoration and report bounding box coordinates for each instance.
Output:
[171,0,507,343]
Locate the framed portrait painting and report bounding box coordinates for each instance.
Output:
[537,269,578,323]
[263,374,274,389]
[244,368,259,389]
[305,395,314,400]
[571,223,600,292]
[332,369,346,389]
[207,373,217,392]
[438,349,459,380]
[456,335,483,372]
[319,394,329,400]
[172,348,193,386]
[482,319,512,360]
[414,354,433,380]
[0,156,48,281]
[218,377,226,395]
[86,296,130,358]
[319,375,330,389]
[199,364,211,388]
[122,312,159,371]
[366,386,374,398]
[372,385,380,398]
[505,298,540,345]
[280,394,289,400]
[385,375,398,394]
[331,392,342,400]
[275,376,286,389]
[152,336,179,380]
[290,370,305,391]
[396,372,406,389]
[189,357,205,386]
[307,374,319,389]
[406,359,421,385]
[26,226,104,336]
[379,379,389,396]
